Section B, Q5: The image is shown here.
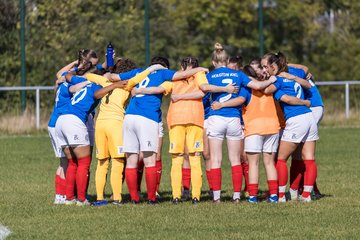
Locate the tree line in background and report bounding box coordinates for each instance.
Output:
[0,0,359,112]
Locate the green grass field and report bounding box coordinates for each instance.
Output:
[0,127,360,239]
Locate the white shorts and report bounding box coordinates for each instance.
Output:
[310,106,324,127]
[244,133,279,153]
[281,112,319,143]
[158,121,164,138]
[86,114,95,146]
[204,119,208,129]
[207,115,243,141]
[48,126,65,158]
[123,114,159,153]
[55,114,90,147]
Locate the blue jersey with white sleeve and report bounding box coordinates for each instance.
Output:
[273,76,311,120]
[207,67,251,118]
[65,77,102,124]
[48,82,72,127]
[288,66,323,107]
[124,68,176,122]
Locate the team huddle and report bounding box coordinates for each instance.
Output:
[48,42,323,206]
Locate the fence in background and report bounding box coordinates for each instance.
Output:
[0,81,360,129]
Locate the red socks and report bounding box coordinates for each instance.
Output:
[231,165,243,193]
[76,156,91,201]
[126,168,140,202]
[267,180,278,196]
[66,158,77,200]
[156,159,162,193]
[211,168,222,191]
[290,160,305,191]
[206,170,213,191]
[276,159,288,198]
[302,160,317,198]
[182,168,191,191]
[137,160,144,192]
[248,183,258,197]
[145,166,157,201]
[55,175,66,196]
[241,162,249,192]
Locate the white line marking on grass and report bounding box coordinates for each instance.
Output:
[0,225,11,240]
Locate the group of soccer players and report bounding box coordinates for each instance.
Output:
[48,42,324,206]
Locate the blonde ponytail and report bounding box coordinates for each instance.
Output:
[212,42,228,65]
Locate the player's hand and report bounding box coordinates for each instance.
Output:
[109,73,120,82]
[306,72,313,80]
[55,76,66,85]
[147,64,167,72]
[211,101,222,110]
[304,100,311,108]
[269,75,277,83]
[225,83,239,94]
[114,80,128,89]
[131,87,140,96]
[171,94,180,102]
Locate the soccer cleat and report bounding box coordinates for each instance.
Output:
[76,199,91,206]
[172,197,182,204]
[192,198,200,204]
[247,196,258,203]
[111,200,123,206]
[54,194,66,205]
[131,200,140,205]
[182,189,190,199]
[147,200,158,205]
[208,190,213,198]
[278,195,287,203]
[91,200,109,207]
[213,198,221,204]
[313,191,323,200]
[64,199,77,205]
[267,194,278,203]
[289,188,299,201]
[156,192,161,198]
[299,195,312,203]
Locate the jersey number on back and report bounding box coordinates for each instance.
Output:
[294,82,302,99]
[135,77,150,98]
[71,87,87,105]
[219,78,233,103]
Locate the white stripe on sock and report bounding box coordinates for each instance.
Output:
[303,185,313,192]
[213,190,221,201]
[279,185,286,193]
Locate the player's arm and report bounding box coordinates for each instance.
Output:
[56,60,78,79]
[171,91,205,103]
[200,83,239,94]
[172,67,209,80]
[211,96,246,110]
[109,64,167,82]
[132,81,172,96]
[246,76,277,90]
[69,81,91,93]
[280,95,311,107]
[288,63,309,74]
[94,80,129,99]
[278,72,311,89]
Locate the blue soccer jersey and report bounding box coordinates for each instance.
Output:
[273,76,311,121]
[288,66,323,107]
[124,68,176,122]
[66,79,102,124]
[48,82,72,127]
[203,92,211,120]
[207,67,251,118]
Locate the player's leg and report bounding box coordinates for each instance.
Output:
[182,151,191,199]
[186,125,203,203]
[262,133,279,203]
[137,153,144,192]
[226,117,243,202]
[156,121,164,196]
[289,144,304,200]
[94,121,109,202]
[244,135,262,203]
[202,121,212,195]
[169,125,186,202]
[301,141,317,202]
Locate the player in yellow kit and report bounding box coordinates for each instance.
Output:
[85,58,166,205]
